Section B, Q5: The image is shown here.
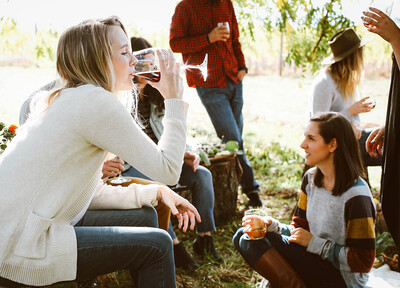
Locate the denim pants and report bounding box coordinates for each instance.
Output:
[232,228,346,288]
[359,128,383,167]
[123,163,216,239]
[196,78,260,195]
[0,207,176,288]
[74,207,176,288]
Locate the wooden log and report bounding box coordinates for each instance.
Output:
[171,154,242,227]
[203,154,242,226]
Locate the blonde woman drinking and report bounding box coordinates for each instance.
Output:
[0,16,199,288]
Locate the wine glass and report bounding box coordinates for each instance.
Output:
[363,0,394,28]
[132,48,208,82]
[109,156,131,185]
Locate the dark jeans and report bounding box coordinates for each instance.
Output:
[0,208,176,288]
[233,228,347,288]
[123,163,216,238]
[359,128,383,167]
[196,78,260,195]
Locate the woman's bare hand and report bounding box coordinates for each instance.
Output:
[157,185,201,232]
[149,49,184,101]
[366,125,385,157]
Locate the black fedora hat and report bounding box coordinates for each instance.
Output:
[321,28,372,65]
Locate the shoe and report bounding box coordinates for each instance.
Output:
[193,235,223,262]
[173,242,200,270]
[248,193,263,208]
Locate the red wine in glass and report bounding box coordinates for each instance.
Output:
[135,71,161,82]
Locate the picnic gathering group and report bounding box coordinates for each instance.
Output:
[0,0,400,287]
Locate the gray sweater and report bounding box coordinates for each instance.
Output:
[310,70,361,128]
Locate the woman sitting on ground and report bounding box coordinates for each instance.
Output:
[233,112,376,288]
[0,16,200,288]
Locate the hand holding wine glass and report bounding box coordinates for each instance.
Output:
[133,48,208,88]
[362,7,400,44]
[135,49,184,101]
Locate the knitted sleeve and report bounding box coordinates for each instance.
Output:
[77,87,188,185]
[290,174,310,232]
[307,193,376,273]
[268,173,310,236]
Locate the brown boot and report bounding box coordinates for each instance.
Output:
[253,248,307,288]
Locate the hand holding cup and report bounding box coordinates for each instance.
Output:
[242,209,268,240]
[208,22,230,43]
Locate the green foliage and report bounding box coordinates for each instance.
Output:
[0,17,59,67]
[0,122,18,151]
[233,0,353,73]
[247,141,304,192]
[376,232,396,256]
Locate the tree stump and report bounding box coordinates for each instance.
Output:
[171,154,242,227]
[203,154,242,226]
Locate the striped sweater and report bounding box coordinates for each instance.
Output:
[272,167,376,287]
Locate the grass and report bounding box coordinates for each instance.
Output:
[0,66,393,287]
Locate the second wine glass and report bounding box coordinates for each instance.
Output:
[132,48,208,82]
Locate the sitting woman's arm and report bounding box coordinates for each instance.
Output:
[90,178,201,232]
[306,194,376,273]
[77,87,188,185]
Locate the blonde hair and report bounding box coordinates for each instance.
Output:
[48,16,127,105]
[327,47,363,100]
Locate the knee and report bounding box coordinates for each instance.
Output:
[151,229,173,256]
[234,229,272,266]
[139,206,158,228]
[195,166,213,185]
[232,227,245,251]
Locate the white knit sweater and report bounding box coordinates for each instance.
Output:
[0,84,188,286]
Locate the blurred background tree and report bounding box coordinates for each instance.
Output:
[0,0,395,76]
[233,0,393,75]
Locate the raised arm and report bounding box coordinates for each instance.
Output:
[362,7,400,68]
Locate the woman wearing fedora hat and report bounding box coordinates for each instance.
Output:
[310,28,382,180]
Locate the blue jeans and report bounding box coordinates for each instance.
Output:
[75,208,176,288]
[196,78,260,195]
[233,228,346,288]
[0,208,176,288]
[123,163,216,238]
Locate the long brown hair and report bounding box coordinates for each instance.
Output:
[327,47,363,100]
[48,16,127,105]
[311,112,365,196]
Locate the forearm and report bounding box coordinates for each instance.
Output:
[170,35,210,54]
[89,179,159,210]
[307,235,375,273]
[80,92,188,186]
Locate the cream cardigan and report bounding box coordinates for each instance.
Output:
[0,84,188,286]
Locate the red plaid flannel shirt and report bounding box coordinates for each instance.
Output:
[170,0,246,88]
